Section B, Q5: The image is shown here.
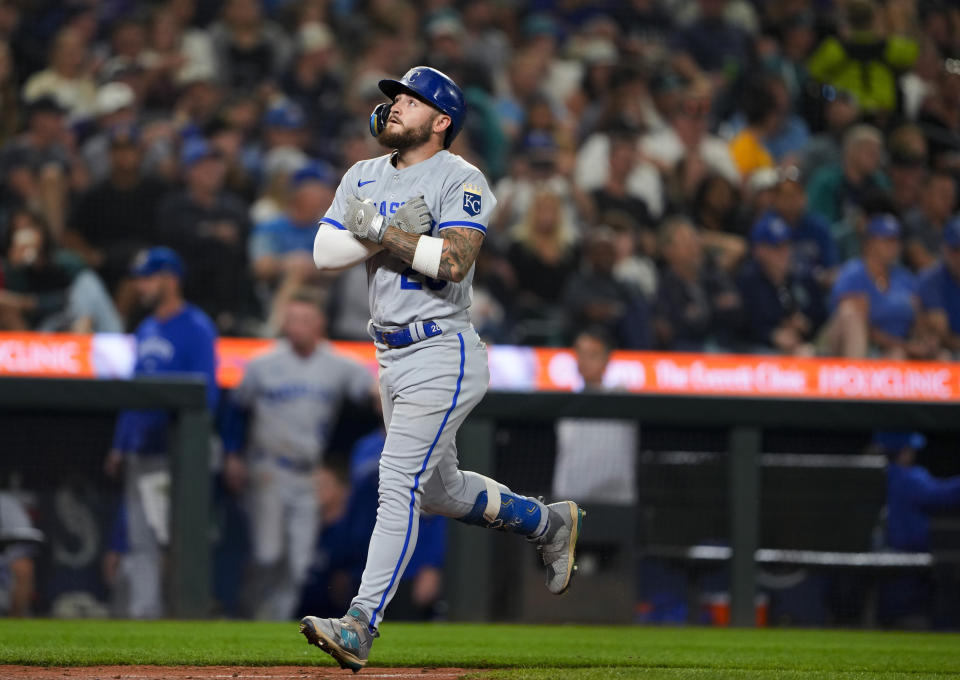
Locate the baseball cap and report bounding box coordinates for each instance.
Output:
[263,146,309,178]
[291,161,336,188]
[578,39,619,66]
[174,62,217,87]
[872,431,927,454]
[522,130,556,152]
[181,137,221,168]
[520,131,557,169]
[523,13,560,39]
[750,214,792,246]
[297,22,333,53]
[26,95,67,116]
[130,247,184,279]
[943,216,960,248]
[866,214,902,239]
[263,101,306,130]
[426,15,465,40]
[95,82,135,116]
[746,167,780,194]
[107,123,140,147]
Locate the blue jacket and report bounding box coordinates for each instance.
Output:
[112,303,218,454]
[887,464,960,551]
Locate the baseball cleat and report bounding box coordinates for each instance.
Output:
[537,500,585,595]
[300,608,378,673]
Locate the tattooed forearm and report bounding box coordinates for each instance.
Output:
[380,225,484,283]
[437,227,483,283]
[381,226,421,263]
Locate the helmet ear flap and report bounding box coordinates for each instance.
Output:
[369,103,390,138]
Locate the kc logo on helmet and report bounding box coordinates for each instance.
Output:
[462,183,482,216]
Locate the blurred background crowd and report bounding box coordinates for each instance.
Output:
[4,0,960,627]
[2,0,960,358]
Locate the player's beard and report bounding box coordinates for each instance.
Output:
[139,290,162,313]
[378,117,435,150]
[137,280,168,313]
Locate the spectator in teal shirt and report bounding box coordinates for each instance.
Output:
[807,124,890,225]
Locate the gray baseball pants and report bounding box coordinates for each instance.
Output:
[123,454,167,619]
[350,327,547,630]
[247,460,318,620]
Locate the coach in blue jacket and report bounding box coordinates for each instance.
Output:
[875,431,960,627]
[878,431,960,553]
[105,247,218,619]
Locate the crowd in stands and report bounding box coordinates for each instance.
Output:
[1,0,960,359]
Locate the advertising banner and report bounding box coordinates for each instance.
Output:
[1,332,958,401]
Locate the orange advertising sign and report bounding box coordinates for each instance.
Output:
[0,333,96,377]
[586,352,959,401]
[1,332,959,402]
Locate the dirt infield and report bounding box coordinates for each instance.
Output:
[0,667,485,680]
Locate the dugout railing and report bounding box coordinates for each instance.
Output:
[449,391,960,627]
[0,376,211,619]
[3,376,957,624]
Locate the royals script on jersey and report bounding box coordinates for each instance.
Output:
[319,150,496,327]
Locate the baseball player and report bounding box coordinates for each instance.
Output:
[300,66,585,672]
[105,247,218,619]
[222,288,374,620]
[0,492,42,617]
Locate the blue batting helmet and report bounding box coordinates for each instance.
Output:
[373,66,466,148]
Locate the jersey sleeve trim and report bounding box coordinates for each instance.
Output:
[438,220,487,234]
[320,217,346,230]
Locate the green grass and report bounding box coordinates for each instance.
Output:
[0,620,958,679]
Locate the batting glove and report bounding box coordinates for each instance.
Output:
[345,195,387,243]
[390,196,434,235]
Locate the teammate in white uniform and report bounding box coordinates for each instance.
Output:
[299,66,585,672]
[224,289,373,620]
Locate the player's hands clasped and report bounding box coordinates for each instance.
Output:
[345,196,387,243]
[390,196,433,235]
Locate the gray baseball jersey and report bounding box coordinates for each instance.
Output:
[232,340,373,463]
[319,150,496,328]
[312,148,552,633]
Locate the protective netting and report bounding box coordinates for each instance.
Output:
[3,401,959,629]
[488,420,960,629]
[1,409,123,617]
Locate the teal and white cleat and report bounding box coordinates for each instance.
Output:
[538,500,586,595]
[300,608,378,673]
